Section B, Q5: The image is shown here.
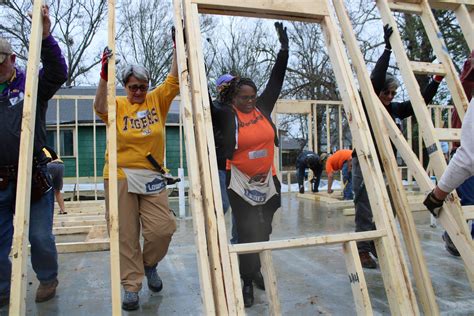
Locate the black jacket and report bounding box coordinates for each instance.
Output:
[0,36,68,166]
[353,49,440,158]
[211,49,289,170]
[295,150,323,191]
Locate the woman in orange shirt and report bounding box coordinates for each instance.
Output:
[219,74,287,307]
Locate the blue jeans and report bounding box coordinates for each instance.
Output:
[0,178,57,295]
[219,170,238,244]
[342,161,353,200]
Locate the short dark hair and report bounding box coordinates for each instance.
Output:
[220,77,257,105]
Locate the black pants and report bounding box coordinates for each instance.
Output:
[227,175,281,282]
[353,157,376,253]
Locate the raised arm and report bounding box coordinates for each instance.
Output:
[257,22,289,116]
[93,47,112,115]
[37,5,68,103]
[370,25,393,95]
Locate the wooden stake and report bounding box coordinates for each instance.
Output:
[321,10,418,314]
[106,1,122,314]
[172,0,217,313]
[260,250,281,315]
[342,241,373,316]
[333,2,439,314]
[9,1,43,314]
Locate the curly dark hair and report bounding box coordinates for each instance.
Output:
[219,77,258,105]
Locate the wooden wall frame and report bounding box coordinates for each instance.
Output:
[174,0,418,313]
[376,0,474,289]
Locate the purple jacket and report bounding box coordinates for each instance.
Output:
[0,35,67,166]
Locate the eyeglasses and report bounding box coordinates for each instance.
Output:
[382,89,397,97]
[128,84,149,92]
[237,95,257,102]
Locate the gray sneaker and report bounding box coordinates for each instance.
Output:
[122,291,139,311]
[145,266,163,292]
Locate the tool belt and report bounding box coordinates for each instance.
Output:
[0,164,52,202]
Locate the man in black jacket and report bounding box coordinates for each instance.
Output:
[295,150,326,194]
[0,5,68,307]
[353,25,442,269]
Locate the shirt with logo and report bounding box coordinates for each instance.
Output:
[226,107,276,178]
[97,75,179,179]
[0,35,68,166]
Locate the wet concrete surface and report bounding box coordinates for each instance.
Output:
[1,193,473,315]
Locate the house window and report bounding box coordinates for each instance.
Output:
[46,129,75,157]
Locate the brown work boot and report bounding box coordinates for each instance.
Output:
[35,279,58,303]
[359,252,377,269]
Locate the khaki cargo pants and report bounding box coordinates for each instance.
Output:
[105,180,177,292]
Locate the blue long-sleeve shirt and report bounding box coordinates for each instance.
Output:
[0,35,67,166]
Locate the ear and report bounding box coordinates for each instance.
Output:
[10,54,16,64]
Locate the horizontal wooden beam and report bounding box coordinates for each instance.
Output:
[464,205,474,219]
[228,230,387,254]
[56,241,110,253]
[435,127,461,141]
[388,1,423,14]
[53,225,95,235]
[193,0,328,22]
[410,61,446,75]
[297,192,353,209]
[52,95,96,100]
[428,0,474,10]
[54,219,106,227]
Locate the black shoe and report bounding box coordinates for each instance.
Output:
[253,271,265,291]
[442,231,460,257]
[359,252,377,269]
[242,284,254,308]
[0,292,9,308]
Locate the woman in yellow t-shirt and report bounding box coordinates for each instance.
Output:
[93,44,178,311]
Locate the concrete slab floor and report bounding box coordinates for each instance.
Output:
[1,194,473,315]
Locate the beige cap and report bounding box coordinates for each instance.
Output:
[0,38,13,64]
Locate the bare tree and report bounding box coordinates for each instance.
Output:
[0,0,107,86]
[204,17,278,95]
[117,0,215,87]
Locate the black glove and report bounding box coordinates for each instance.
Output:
[423,190,444,217]
[171,26,176,48]
[311,177,318,193]
[383,24,393,50]
[275,22,289,51]
[299,185,304,194]
[100,47,113,81]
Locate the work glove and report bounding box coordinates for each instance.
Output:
[299,185,304,194]
[172,23,186,48]
[423,190,444,217]
[433,75,444,83]
[275,22,289,51]
[383,24,393,50]
[100,47,113,82]
[171,26,176,48]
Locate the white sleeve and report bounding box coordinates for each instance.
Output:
[438,99,474,193]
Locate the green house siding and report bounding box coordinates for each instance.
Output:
[166,126,187,176]
[63,126,107,178]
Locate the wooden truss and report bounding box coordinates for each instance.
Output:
[375,0,474,288]
[174,0,421,314]
[429,0,474,51]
